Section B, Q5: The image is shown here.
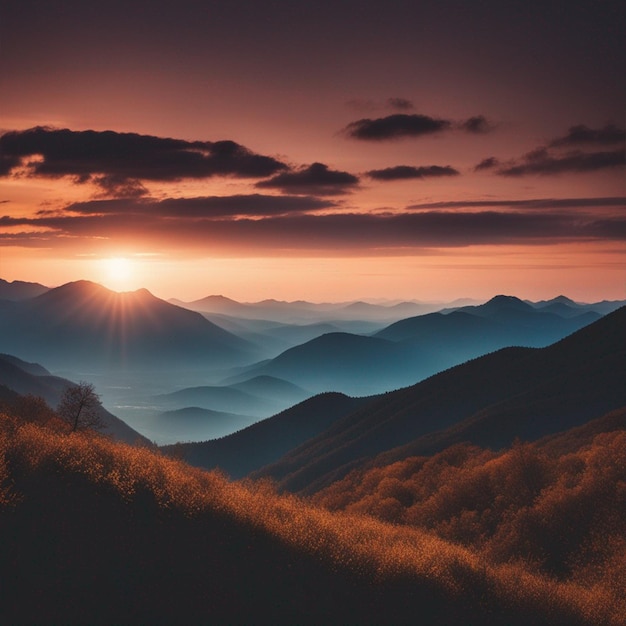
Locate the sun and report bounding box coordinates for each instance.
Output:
[101,256,135,291]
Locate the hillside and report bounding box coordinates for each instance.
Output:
[1,410,622,625]
[163,392,370,478]
[0,281,256,371]
[312,407,626,586]
[0,353,149,445]
[253,306,626,494]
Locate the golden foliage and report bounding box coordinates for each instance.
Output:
[0,409,624,624]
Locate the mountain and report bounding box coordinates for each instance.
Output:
[227,375,310,403]
[155,384,282,417]
[162,392,370,478]
[252,306,626,494]
[0,281,256,371]
[223,332,427,395]
[226,297,601,395]
[528,295,626,316]
[0,278,49,300]
[170,293,256,317]
[176,294,442,324]
[153,407,258,444]
[0,353,149,445]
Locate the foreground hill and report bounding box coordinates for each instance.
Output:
[253,306,626,494]
[0,281,256,371]
[312,407,626,587]
[228,296,600,395]
[1,411,622,625]
[0,353,148,445]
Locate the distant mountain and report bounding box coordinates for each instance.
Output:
[0,278,49,300]
[155,384,280,417]
[170,294,256,317]
[223,332,428,395]
[0,281,256,371]
[175,294,443,323]
[228,375,310,403]
[0,353,149,445]
[252,306,626,494]
[227,297,601,395]
[153,376,311,430]
[152,407,258,444]
[162,392,370,478]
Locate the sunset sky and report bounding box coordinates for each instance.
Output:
[1,1,624,302]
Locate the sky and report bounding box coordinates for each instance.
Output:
[0,0,624,303]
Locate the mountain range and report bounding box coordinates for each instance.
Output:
[174,306,626,493]
[220,295,604,395]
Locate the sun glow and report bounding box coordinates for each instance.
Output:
[101,257,135,292]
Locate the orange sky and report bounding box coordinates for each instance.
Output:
[0,1,624,302]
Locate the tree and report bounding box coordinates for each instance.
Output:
[57,382,104,433]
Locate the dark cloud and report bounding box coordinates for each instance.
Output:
[460,115,494,134]
[255,163,359,195]
[549,124,626,147]
[407,197,625,211]
[474,157,500,171]
[342,112,494,141]
[366,165,459,181]
[4,208,624,253]
[92,175,149,198]
[61,194,335,218]
[0,127,287,192]
[387,98,414,111]
[498,147,625,176]
[0,155,21,176]
[342,114,451,141]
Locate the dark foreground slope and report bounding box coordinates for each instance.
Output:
[0,413,620,626]
[254,306,626,494]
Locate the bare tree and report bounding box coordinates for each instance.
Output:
[57,382,104,433]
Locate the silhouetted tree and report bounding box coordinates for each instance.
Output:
[57,382,104,433]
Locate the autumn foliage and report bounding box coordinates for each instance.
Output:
[0,405,624,625]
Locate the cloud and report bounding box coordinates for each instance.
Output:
[482,123,626,177]
[460,115,494,134]
[0,155,20,176]
[549,124,626,147]
[255,163,359,195]
[387,98,414,111]
[474,157,500,171]
[60,194,335,218]
[407,197,625,210]
[92,175,149,198]
[0,127,287,192]
[5,206,624,253]
[366,165,460,181]
[342,112,494,141]
[498,147,624,176]
[342,114,452,141]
